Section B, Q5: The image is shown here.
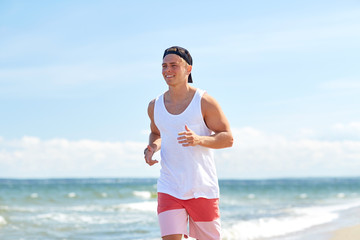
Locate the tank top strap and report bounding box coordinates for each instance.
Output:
[196,88,206,98]
[192,88,206,111]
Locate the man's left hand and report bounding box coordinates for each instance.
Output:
[177,125,201,147]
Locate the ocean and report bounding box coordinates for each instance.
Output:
[1,178,360,240]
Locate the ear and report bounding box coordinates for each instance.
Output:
[187,64,192,74]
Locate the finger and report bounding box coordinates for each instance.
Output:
[148,160,158,166]
[145,153,152,163]
[178,136,189,141]
[178,132,192,138]
[185,125,190,131]
[147,145,153,153]
[179,138,193,144]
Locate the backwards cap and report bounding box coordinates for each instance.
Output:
[163,46,193,83]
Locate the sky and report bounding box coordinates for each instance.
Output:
[0,0,359,179]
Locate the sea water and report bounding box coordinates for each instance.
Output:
[0,178,360,240]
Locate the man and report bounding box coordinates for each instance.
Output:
[144,46,233,240]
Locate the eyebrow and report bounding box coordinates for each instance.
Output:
[162,62,179,65]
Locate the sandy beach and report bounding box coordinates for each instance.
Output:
[330,224,360,240]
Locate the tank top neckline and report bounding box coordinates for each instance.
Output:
[162,88,199,117]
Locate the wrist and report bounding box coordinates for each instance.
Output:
[145,144,158,154]
[197,136,204,146]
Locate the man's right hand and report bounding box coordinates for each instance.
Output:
[144,145,159,166]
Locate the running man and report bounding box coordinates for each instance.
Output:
[144,46,233,240]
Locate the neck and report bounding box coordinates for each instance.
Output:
[167,83,194,102]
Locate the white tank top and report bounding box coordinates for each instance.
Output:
[154,88,219,199]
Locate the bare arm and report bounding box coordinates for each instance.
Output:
[177,93,233,149]
[144,99,161,166]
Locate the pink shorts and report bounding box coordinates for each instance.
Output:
[157,192,221,240]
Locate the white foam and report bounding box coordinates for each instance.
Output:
[222,200,360,240]
[37,212,108,224]
[0,205,36,213]
[247,194,256,199]
[222,213,337,240]
[337,193,345,198]
[133,191,152,199]
[68,202,157,213]
[295,200,360,214]
[38,213,69,223]
[30,193,39,198]
[68,205,105,212]
[0,216,7,226]
[0,206,9,211]
[299,193,308,199]
[67,192,77,198]
[120,201,157,212]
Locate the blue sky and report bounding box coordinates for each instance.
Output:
[1,0,359,179]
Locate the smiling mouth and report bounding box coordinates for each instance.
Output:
[166,75,175,78]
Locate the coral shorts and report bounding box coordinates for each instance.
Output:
[157,192,221,240]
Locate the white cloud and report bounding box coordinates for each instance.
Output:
[1,123,359,179]
[0,136,160,178]
[216,124,360,179]
[333,122,360,132]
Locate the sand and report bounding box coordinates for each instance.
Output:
[330,224,360,240]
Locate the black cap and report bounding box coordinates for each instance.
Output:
[163,46,193,83]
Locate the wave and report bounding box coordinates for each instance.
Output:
[0,205,37,213]
[118,201,157,213]
[0,215,7,226]
[222,213,337,240]
[0,199,158,217]
[67,192,77,198]
[132,191,153,199]
[36,212,118,225]
[222,200,360,240]
[27,202,158,226]
[35,212,123,225]
[57,200,158,214]
[30,193,39,199]
[67,205,106,212]
[68,201,158,213]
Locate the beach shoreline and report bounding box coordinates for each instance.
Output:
[1,178,360,240]
[330,224,360,240]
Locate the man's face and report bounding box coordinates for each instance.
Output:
[162,54,190,86]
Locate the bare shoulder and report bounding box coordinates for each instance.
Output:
[147,98,156,118]
[201,92,222,113]
[148,98,156,109]
[201,91,231,133]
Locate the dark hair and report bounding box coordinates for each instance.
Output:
[163,46,193,83]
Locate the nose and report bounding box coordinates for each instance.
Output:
[162,66,171,74]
